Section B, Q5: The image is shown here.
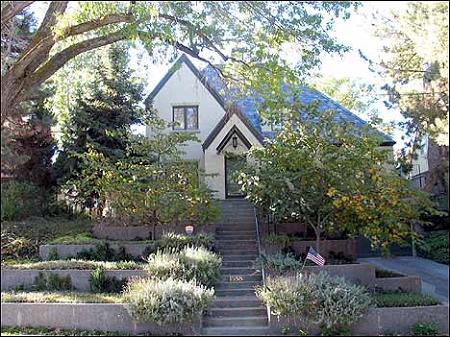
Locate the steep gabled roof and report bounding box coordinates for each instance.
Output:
[144,54,225,109]
[202,107,265,151]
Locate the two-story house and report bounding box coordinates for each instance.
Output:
[145,54,395,200]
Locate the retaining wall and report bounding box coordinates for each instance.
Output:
[39,243,154,260]
[1,302,201,335]
[1,269,147,291]
[374,276,422,294]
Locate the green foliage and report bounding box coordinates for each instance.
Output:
[264,234,292,251]
[375,269,403,278]
[239,109,438,254]
[89,267,127,293]
[145,247,222,287]
[373,292,441,308]
[256,253,302,275]
[50,233,98,244]
[47,247,59,261]
[155,232,215,252]
[1,216,91,262]
[75,242,133,262]
[33,272,72,291]
[1,326,128,336]
[417,231,449,264]
[3,259,142,271]
[410,321,440,336]
[1,291,122,304]
[1,181,49,221]
[256,272,372,333]
[124,277,213,325]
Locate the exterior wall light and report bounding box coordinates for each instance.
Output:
[232,135,238,148]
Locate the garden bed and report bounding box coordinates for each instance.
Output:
[1,267,146,291]
[302,263,376,287]
[374,276,422,294]
[267,305,449,335]
[1,302,201,335]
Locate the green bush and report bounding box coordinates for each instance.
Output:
[256,274,315,318]
[410,321,440,336]
[33,272,72,291]
[373,292,441,307]
[89,267,127,293]
[417,231,449,264]
[145,247,221,287]
[3,259,142,270]
[124,277,213,325]
[76,242,134,262]
[256,272,371,333]
[155,232,214,252]
[256,253,302,275]
[1,181,50,221]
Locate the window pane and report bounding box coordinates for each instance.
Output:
[186,107,198,130]
[173,108,185,129]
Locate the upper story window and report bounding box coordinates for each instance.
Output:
[173,106,198,130]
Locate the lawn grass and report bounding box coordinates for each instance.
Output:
[2,259,144,270]
[0,326,137,336]
[1,291,122,304]
[373,292,441,308]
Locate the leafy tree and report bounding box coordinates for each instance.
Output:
[238,108,438,254]
[55,43,144,211]
[368,2,448,192]
[1,1,356,128]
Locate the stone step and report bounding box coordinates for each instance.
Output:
[216,288,256,297]
[218,249,258,255]
[216,281,261,289]
[216,230,256,235]
[211,296,263,309]
[222,260,255,268]
[201,327,269,336]
[220,273,262,283]
[220,267,260,275]
[216,234,256,240]
[203,316,268,328]
[217,225,255,230]
[217,241,257,250]
[206,306,267,318]
[222,254,258,262]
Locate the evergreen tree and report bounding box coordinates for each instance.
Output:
[55,43,145,210]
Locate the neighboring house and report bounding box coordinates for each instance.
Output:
[145,54,395,200]
[407,135,449,210]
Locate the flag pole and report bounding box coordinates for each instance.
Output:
[300,246,310,273]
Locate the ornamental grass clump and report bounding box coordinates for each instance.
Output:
[155,232,214,252]
[144,247,221,287]
[124,277,214,325]
[256,271,372,334]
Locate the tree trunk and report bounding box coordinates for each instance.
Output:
[315,229,321,253]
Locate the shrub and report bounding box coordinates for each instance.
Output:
[256,274,316,319]
[145,247,221,287]
[47,247,59,261]
[33,272,72,291]
[1,181,49,221]
[3,259,142,270]
[308,272,372,332]
[373,292,441,307]
[256,272,371,333]
[410,321,440,336]
[89,267,127,293]
[124,277,213,325]
[76,242,134,262]
[264,234,292,251]
[256,253,302,275]
[155,232,214,252]
[417,231,449,264]
[0,230,34,261]
[375,269,403,278]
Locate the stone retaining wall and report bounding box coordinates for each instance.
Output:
[1,269,147,291]
[374,276,422,294]
[92,224,217,240]
[268,305,449,335]
[302,263,376,287]
[39,243,154,260]
[1,302,201,335]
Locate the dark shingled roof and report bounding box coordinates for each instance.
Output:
[145,54,395,146]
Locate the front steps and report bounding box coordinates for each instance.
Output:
[202,200,268,336]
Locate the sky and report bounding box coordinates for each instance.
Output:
[30,1,410,151]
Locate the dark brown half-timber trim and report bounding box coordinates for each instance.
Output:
[216,125,252,153]
[144,54,225,109]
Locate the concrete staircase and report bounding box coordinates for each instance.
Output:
[202,200,268,336]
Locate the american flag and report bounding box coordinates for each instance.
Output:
[306,247,325,266]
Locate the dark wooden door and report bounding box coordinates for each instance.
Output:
[225,156,246,198]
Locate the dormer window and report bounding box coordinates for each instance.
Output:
[173,106,198,130]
